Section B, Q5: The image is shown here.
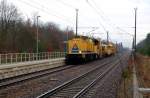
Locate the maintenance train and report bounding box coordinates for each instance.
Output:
[65,36,117,64]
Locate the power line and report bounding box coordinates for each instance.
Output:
[89,0,108,21]
[86,0,121,43]
[56,0,96,33]
[86,0,112,43]
[55,0,76,9]
[32,0,73,21]
[87,0,115,30]
[87,0,134,45]
[90,0,114,23]
[86,0,106,22]
[86,0,107,32]
[117,27,133,37]
[86,0,115,38]
[89,0,131,37]
[18,0,74,24]
[55,0,107,35]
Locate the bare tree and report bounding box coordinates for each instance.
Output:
[0,0,21,52]
[0,1,74,53]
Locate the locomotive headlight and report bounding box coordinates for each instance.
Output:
[79,51,82,54]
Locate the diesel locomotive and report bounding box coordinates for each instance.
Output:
[65,36,117,64]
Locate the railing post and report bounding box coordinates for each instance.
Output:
[44,52,47,59]
[38,52,39,60]
[16,53,18,63]
[43,53,44,60]
[44,52,46,59]
[56,52,57,58]
[24,53,27,62]
[32,53,33,61]
[36,53,38,60]
[41,52,42,60]
[52,52,54,59]
[21,53,22,62]
[5,54,7,64]
[28,53,30,61]
[54,52,55,58]
[10,54,13,64]
[52,52,53,59]
[34,53,36,60]
[49,52,51,59]
[39,52,40,60]
[26,53,27,61]
[48,52,49,59]
[58,52,59,58]
[43,52,45,59]
[0,54,1,64]
[29,53,31,61]
[63,52,65,57]
[42,52,43,60]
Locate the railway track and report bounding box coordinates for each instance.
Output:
[37,58,121,98]
[80,52,130,98]
[0,54,128,98]
[73,59,122,98]
[0,52,128,98]
[0,65,75,89]
[0,55,117,89]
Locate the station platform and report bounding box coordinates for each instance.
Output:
[0,58,65,79]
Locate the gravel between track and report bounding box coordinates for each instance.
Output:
[81,51,130,98]
[0,55,118,98]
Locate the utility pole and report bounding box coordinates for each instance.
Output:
[132,37,135,50]
[116,41,118,52]
[76,9,78,36]
[107,31,109,44]
[66,27,69,53]
[134,8,137,52]
[36,16,40,54]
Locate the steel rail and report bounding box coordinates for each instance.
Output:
[73,53,129,98]
[37,59,120,98]
[0,55,117,89]
[0,65,74,89]
[73,59,120,98]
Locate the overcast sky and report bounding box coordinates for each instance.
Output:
[6,0,150,48]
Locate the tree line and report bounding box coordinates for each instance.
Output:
[0,0,74,53]
[137,33,150,56]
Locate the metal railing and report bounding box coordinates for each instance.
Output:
[0,52,66,65]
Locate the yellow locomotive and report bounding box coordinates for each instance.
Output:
[102,43,117,56]
[66,36,116,64]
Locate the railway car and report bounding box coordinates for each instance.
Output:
[65,36,102,64]
[102,43,117,56]
[102,44,108,56]
[107,43,117,55]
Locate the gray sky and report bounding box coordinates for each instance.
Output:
[6,0,150,48]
